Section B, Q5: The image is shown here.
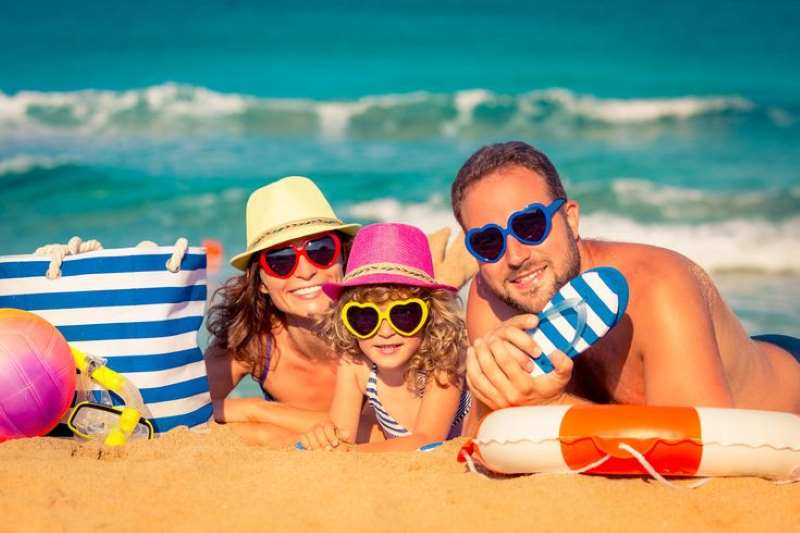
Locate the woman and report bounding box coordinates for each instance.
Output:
[205,176,360,445]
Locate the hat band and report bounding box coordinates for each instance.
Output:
[342,262,435,284]
[247,217,344,252]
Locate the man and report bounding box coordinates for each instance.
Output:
[453,141,800,424]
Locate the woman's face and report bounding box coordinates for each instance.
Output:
[258,232,345,319]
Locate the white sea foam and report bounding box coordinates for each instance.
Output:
[581,212,800,274]
[0,83,763,137]
[442,88,496,135]
[766,106,796,127]
[528,88,754,123]
[344,197,800,274]
[610,178,748,213]
[604,178,800,221]
[0,83,252,135]
[0,155,70,176]
[345,194,458,236]
[611,178,709,205]
[315,91,432,139]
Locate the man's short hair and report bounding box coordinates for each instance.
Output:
[451,141,567,226]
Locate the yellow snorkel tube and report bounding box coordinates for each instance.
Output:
[67,346,154,446]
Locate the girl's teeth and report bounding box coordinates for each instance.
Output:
[378,345,401,354]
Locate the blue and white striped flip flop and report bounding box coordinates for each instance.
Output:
[528,266,629,377]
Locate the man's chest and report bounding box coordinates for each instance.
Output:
[570,328,646,404]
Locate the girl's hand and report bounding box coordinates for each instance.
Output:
[298,421,352,451]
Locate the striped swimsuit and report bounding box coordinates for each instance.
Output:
[365,364,471,440]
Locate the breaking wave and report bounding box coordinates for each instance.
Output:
[0,83,764,140]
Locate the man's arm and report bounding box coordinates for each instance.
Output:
[466,313,592,412]
[638,257,734,407]
[464,276,591,422]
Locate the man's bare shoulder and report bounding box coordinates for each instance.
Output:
[587,240,701,289]
[586,240,715,326]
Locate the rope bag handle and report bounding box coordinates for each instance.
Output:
[34,236,189,279]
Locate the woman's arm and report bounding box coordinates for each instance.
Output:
[205,342,323,429]
[204,342,250,401]
[224,421,299,447]
[354,379,463,452]
[204,342,251,425]
[215,398,331,431]
[206,342,334,432]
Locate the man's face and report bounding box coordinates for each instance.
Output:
[460,166,581,314]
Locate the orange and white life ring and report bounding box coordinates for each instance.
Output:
[459,405,800,483]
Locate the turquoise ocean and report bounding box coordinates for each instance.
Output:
[2,0,799,359]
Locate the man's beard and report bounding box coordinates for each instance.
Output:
[497,237,581,315]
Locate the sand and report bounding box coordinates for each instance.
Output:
[1,425,797,533]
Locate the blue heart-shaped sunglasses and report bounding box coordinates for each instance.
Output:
[465,198,566,263]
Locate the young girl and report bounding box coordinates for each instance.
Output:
[298,223,471,451]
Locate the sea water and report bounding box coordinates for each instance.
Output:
[2,1,798,359]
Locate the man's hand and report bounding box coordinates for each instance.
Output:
[298,421,353,451]
[465,314,574,410]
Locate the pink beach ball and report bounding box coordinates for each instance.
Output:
[0,308,76,442]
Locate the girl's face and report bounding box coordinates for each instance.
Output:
[258,232,344,319]
[355,300,424,371]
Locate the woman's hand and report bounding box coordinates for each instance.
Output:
[298,420,353,451]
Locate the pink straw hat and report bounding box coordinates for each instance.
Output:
[322,223,457,300]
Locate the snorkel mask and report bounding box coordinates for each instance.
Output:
[67,346,154,446]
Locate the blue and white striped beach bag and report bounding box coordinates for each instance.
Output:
[0,240,213,433]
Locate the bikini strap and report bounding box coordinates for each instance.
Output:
[257,334,272,384]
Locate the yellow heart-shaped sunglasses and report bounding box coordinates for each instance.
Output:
[341,297,430,339]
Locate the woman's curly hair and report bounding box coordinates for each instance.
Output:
[317,285,467,396]
[206,259,282,377]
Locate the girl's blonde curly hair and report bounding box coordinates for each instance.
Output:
[317,285,467,396]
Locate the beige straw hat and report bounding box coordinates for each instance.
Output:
[229,176,361,270]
